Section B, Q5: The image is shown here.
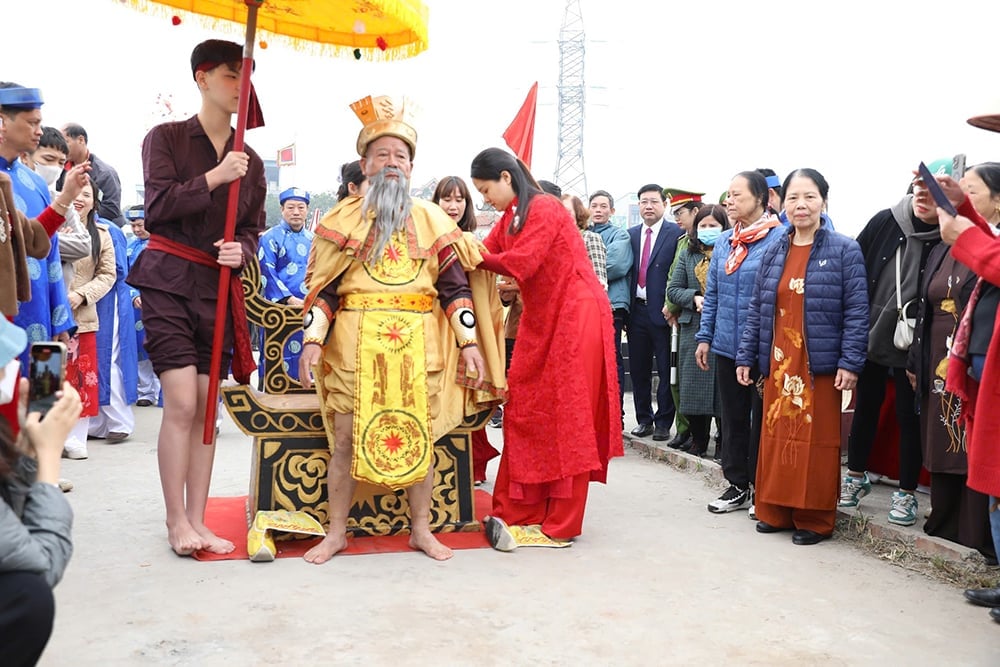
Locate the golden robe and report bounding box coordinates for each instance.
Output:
[304,196,506,489]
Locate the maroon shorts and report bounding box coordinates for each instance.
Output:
[140,287,234,377]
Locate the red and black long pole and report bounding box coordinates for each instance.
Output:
[203,0,261,445]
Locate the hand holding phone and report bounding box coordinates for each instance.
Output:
[21,379,81,483]
[28,342,67,418]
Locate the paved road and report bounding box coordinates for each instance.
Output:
[42,405,997,666]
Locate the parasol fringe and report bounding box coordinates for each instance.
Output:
[119,0,428,62]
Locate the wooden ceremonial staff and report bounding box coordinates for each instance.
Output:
[203,0,262,445]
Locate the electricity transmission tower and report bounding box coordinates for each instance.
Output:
[554,0,587,196]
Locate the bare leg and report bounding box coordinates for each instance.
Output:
[304,412,357,564]
[407,464,453,561]
[184,374,233,555]
[157,367,206,556]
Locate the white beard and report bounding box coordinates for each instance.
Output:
[362,167,412,261]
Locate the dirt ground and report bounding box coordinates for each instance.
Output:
[41,405,999,666]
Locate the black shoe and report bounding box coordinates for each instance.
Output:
[652,426,671,441]
[687,443,707,457]
[964,587,1000,608]
[666,431,691,449]
[792,529,830,546]
[755,521,787,534]
[136,399,153,407]
[630,423,654,438]
[991,608,1000,623]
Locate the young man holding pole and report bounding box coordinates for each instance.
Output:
[126,40,266,555]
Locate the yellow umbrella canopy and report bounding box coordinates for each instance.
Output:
[124,0,429,60]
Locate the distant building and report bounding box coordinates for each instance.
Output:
[264,159,279,194]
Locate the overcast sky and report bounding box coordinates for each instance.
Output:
[7,0,1000,235]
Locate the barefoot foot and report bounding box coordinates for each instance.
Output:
[166,520,207,556]
[191,523,235,555]
[303,533,348,564]
[409,529,453,561]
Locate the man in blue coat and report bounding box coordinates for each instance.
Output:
[89,220,138,442]
[628,183,683,440]
[0,85,76,371]
[257,186,314,380]
[125,206,160,405]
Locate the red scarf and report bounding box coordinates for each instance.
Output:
[146,235,256,384]
[725,212,780,275]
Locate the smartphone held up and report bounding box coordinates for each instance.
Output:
[28,342,66,417]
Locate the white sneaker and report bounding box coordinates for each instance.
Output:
[707,485,750,514]
[888,491,918,526]
[63,442,88,460]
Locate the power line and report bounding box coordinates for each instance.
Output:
[554,0,587,197]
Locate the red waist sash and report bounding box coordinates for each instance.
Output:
[146,234,255,384]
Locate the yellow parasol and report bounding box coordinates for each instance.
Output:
[123,0,429,60]
[124,0,430,444]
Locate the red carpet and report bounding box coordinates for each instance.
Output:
[193,489,492,561]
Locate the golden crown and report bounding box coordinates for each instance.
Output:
[350,95,417,158]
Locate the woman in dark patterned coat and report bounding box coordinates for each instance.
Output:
[667,204,729,457]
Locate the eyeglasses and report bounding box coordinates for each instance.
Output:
[639,199,662,206]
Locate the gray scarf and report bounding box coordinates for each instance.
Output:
[867,195,941,367]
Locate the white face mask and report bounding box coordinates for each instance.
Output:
[0,359,20,406]
[35,163,63,188]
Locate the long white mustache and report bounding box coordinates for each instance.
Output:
[363,166,412,261]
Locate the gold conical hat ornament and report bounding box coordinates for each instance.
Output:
[351,94,418,158]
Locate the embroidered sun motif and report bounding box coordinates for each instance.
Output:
[375,316,413,353]
[365,233,422,285]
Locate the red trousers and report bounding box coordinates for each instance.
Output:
[491,454,591,540]
[471,428,499,483]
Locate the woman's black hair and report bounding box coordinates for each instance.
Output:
[432,176,477,232]
[779,168,830,206]
[733,170,770,214]
[336,160,365,201]
[470,147,542,234]
[0,416,15,485]
[971,162,1000,198]
[82,182,100,264]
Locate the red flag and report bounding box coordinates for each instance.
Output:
[277,144,296,166]
[503,82,538,169]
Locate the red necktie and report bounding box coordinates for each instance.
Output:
[638,226,652,288]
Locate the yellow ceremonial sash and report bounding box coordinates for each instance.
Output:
[350,294,435,490]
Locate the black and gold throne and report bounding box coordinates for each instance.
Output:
[221,259,487,537]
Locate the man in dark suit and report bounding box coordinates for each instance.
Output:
[628,183,683,440]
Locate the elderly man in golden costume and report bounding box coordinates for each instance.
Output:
[299,95,504,562]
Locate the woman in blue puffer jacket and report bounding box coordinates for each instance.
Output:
[696,170,784,515]
[736,168,868,545]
